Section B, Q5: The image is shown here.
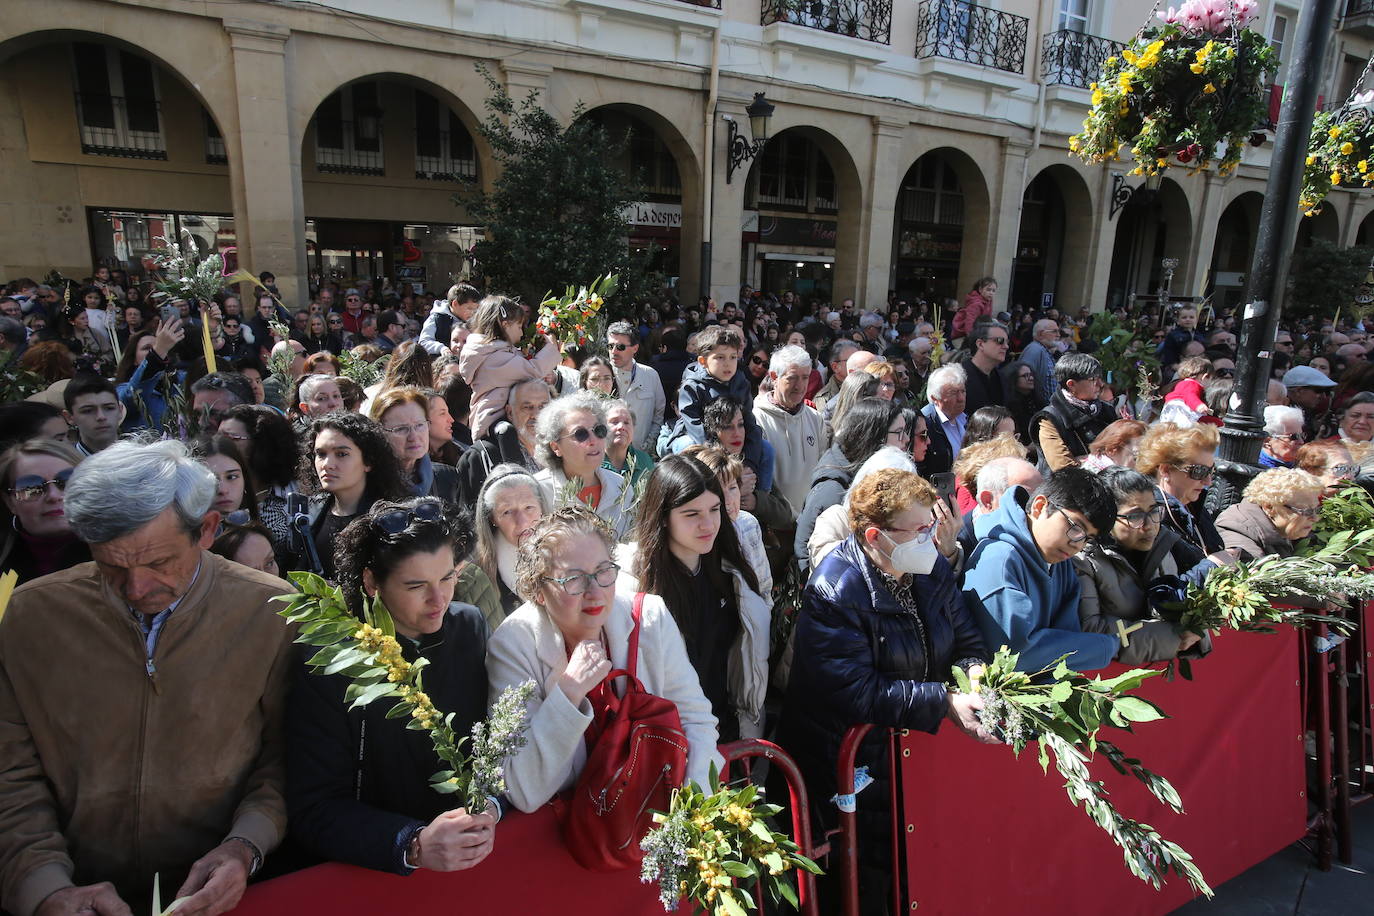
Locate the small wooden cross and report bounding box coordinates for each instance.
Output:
[1116,619,1144,649]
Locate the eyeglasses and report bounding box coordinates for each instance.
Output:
[383,419,430,437]
[1267,432,1305,443]
[887,424,910,439]
[1116,504,1165,529]
[1283,504,1320,519]
[1050,505,1094,547]
[543,562,620,595]
[914,430,931,441]
[1179,464,1215,481]
[1332,464,1359,477]
[561,424,608,443]
[610,343,631,351]
[984,336,1009,346]
[221,429,250,441]
[373,498,446,536]
[886,522,936,546]
[8,468,74,502]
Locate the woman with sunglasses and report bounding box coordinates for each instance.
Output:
[777,468,992,913]
[1072,468,1232,665]
[298,412,410,578]
[1294,439,1357,497]
[486,503,720,813]
[287,497,502,874]
[1215,468,1325,562]
[625,455,769,742]
[743,345,771,396]
[531,392,632,541]
[370,387,459,505]
[0,440,89,584]
[1136,422,1225,569]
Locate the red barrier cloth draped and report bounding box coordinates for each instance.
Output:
[229,804,663,915]
[899,628,1305,916]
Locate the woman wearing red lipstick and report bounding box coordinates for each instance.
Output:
[0,439,89,584]
[288,497,501,875]
[487,503,721,813]
[630,455,770,743]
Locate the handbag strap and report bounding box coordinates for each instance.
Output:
[627,592,645,681]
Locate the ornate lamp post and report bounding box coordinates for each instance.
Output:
[725,92,775,184]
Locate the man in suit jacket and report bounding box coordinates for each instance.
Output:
[917,364,967,478]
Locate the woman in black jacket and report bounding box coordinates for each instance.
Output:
[0,439,90,584]
[777,468,993,914]
[286,496,498,875]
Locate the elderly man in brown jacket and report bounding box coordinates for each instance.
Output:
[0,439,293,916]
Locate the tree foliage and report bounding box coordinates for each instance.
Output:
[463,65,643,310]
[1286,240,1372,324]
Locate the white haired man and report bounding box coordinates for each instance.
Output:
[918,364,967,477]
[0,440,291,916]
[813,339,859,410]
[753,345,825,519]
[1020,319,1061,403]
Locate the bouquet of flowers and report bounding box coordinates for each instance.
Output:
[639,763,821,915]
[1301,92,1374,215]
[277,572,536,809]
[954,648,1211,896]
[150,230,230,305]
[1171,530,1374,636]
[1070,0,1277,179]
[521,274,619,356]
[1303,485,1374,565]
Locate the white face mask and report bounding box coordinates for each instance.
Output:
[879,529,939,576]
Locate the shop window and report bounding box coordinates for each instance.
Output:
[414,90,477,182]
[71,43,166,160]
[314,82,385,176]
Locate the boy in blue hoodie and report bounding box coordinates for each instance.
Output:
[664,325,763,472]
[962,467,1119,672]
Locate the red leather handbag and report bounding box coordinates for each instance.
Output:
[561,593,689,871]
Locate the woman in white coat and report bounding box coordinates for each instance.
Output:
[530,391,633,541]
[486,504,720,813]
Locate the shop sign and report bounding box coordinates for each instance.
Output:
[755,216,837,248]
[623,202,682,229]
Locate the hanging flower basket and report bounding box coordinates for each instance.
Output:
[1069,1,1277,179]
[1300,91,1374,216]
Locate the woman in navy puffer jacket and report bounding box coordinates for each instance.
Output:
[776,469,993,913]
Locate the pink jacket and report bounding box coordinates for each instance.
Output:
[459,333,560,439]
[952,289,993,339]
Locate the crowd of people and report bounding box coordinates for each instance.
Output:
[0,265,1370,916]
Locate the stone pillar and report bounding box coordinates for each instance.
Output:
[224,19,308,306]
[708,105,747,308]
[856,117,905,308]
[1085,168,1119,311]
[982,137,1033,301]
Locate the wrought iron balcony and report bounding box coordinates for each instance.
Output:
[677,0,721,7]
[1041,29,1124,89]
[915,0,1029,74]
[415,130,477,182]
[75,93,167,160]
[1345,0,1374,39]
[761,0,893,45]
[314,118,385,176]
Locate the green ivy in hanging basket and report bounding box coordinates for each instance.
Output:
[1069,2,1277,179]
[1300,93,1374,216]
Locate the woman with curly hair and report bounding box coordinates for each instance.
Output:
[297,411,409,577]
[1215,467,1325,561]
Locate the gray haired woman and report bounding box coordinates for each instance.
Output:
[474,464,552,627]
[531,391,632,540]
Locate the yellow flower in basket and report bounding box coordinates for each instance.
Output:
[1204,83,1217,94]
[1342,142,1355,156]
[1332,171,1343,185]
[1330,126,1343,139]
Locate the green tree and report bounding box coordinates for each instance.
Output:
[463,66,644,311]
[1286,240,1373,325]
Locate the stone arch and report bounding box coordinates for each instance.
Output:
[1014,164,1094,314]
[890,146,993,305]
[1105,176,1193,309]
[743,122,866,304]
[1208,191,1262,313]
[1356,208,1374,247]
[1296,204,1339,247]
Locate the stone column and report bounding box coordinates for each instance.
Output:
[856,116,905,308]
[223,19,308,306]
[1181,173,1227,301]
[982,137,1033,300]
[708,104,747,308]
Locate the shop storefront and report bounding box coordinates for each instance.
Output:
[625,201,681,283]
[88,208,236,277]
[305,219,481,297]
[743,213,836,301]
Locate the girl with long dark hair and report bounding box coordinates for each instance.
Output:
[630,455,769,742]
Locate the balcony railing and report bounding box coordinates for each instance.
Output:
[1041,29,1124,89]
[314,119,385,176]
[676,0,721,7]
[915,0,1029,74]
[415,130,477,182]
[75,93,167,160]
[761,0,893,45]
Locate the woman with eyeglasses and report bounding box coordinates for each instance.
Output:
[1135,422,1225,569]
[625,455,770,742]
[1072,468,1234,665]
[0,440,89,584]
[474,464,552,627]
[486,503,720,813]
[299,412,410,578]
[777,468,992,913]
[287,497,502,874]
[577,355,617,398]
[1215,468,1325,562]
[530,392,632,541]
[1294,439,1358,497]
[370,387,459,506]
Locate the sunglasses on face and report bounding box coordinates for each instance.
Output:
[1267,432,1305,444]
[373,498,446,536]
[750,356,768,366]
[561,424,609,443]
[8,467,74,502]
[610,343,631,351]
[1178,464,1215,481]
[1283,504,1319,519]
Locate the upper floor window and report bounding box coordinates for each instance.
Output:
[414,90,477,182]
[71,43,166,160]
[751,134,837,212]
[314,82,385,176]
[1056,0,1089,32]
[899,157,964,226]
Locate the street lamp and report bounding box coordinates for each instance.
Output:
[726,92,775,183]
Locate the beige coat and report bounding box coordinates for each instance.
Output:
[0,553,293,916]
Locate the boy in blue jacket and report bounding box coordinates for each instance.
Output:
[962,467,1119,673]
[664,325,763,472]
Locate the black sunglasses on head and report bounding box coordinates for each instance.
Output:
[373,498,447,536]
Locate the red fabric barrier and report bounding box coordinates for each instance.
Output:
[899,628,1306,916]
[229,804,662,916]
